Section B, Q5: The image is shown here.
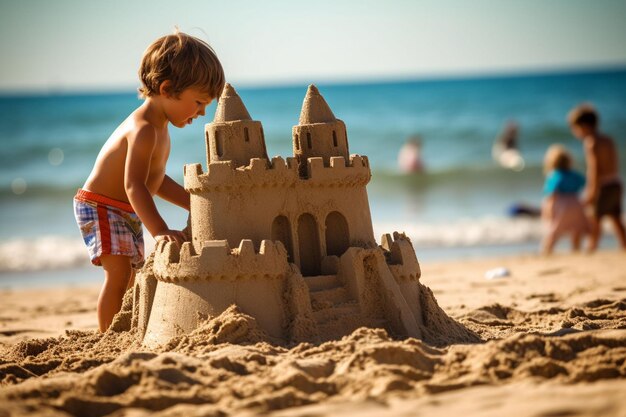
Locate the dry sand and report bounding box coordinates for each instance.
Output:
[1,250,625,417]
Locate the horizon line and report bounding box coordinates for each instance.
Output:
[1,62,625,98]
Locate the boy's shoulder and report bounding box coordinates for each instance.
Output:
[125,111,160,143]
[585,132,616,150]
[583,134,600,150]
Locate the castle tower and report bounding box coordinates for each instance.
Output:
[205,83,269,168]
[292,85,349,178]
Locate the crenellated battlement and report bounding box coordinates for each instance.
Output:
[183,156,297,193]
[306,155,371,187]
[380,232,421,281]
[153,239,290,282]
[184,154,371,193]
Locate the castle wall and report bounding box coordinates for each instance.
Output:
[185,155,375,275]
[380,232,423,327]
[336,246,422,339]
[142,276,288,347]
[139,238,292,347]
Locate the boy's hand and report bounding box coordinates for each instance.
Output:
[154,229,187,246]
[181,215,192,241]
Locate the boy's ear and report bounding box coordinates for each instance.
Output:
[159,80,173,98]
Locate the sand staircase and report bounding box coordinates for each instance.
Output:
[305,274,386,341]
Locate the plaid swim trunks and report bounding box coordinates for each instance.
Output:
[73,189,145,268]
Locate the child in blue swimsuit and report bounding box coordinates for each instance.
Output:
[541,144,589,254]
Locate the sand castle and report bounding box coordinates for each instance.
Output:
[131,84,429,347]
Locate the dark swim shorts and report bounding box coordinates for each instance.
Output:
[595,182,623,217]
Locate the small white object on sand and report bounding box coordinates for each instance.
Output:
[485,267,511,280]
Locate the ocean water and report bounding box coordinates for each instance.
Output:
[1,68,625,277]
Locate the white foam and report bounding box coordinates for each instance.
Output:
[0,235,156,272]
[373,216,544,247]
[0,236,87,272]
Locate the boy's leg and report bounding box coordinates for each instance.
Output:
[126,269,136,290]
[571,232,582,252]
[607,214,626,249]
[98,254,134,332]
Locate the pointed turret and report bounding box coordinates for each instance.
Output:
[213,83,252,122]
[299,85,337,124]
[292,85,349,178]
[204,83,268,168]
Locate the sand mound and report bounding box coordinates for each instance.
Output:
[1,329,138,386]
[163,305,276,353]
[1,317,625,416]
[431,329,626,391]
[461,297,626,339]
[416,282,480,345]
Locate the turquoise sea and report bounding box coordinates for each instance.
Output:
[1,68,625,285]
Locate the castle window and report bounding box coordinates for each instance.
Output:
[297,213,321,276]
[205,131,212,161]
[307,132,312,149]
[295,134,300,150]
[215,130,223,157]
[325,211,349,256]
[332,130,338,147]
[271,215,294,262]
[244,127,250,142]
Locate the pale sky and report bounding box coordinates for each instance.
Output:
[1,0,625,92]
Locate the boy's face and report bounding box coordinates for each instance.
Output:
[570,124,590,140]
[166,87,213,128]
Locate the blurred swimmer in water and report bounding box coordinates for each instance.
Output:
[493,120,525,171]
[398,135,426,174]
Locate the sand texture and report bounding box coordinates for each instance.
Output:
[1,250,625,417]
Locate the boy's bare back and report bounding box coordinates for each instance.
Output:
[584,133,620,184]
[84,106,170,204]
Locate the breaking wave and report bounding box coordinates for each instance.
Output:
[373,217,543,248]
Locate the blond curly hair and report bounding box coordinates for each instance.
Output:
[543,144,573,175]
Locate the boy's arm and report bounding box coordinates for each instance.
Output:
[157,175,191,211]
[583,140,599,205]
[124,126,184,243]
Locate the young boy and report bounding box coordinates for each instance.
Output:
[568,103,626,252]
[74,31,225,331]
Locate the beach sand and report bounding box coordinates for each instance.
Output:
[1,250,625,416]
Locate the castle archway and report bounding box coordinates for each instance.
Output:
[325,211,349,256]
[297,213,321,276]
[271,215,294,262]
